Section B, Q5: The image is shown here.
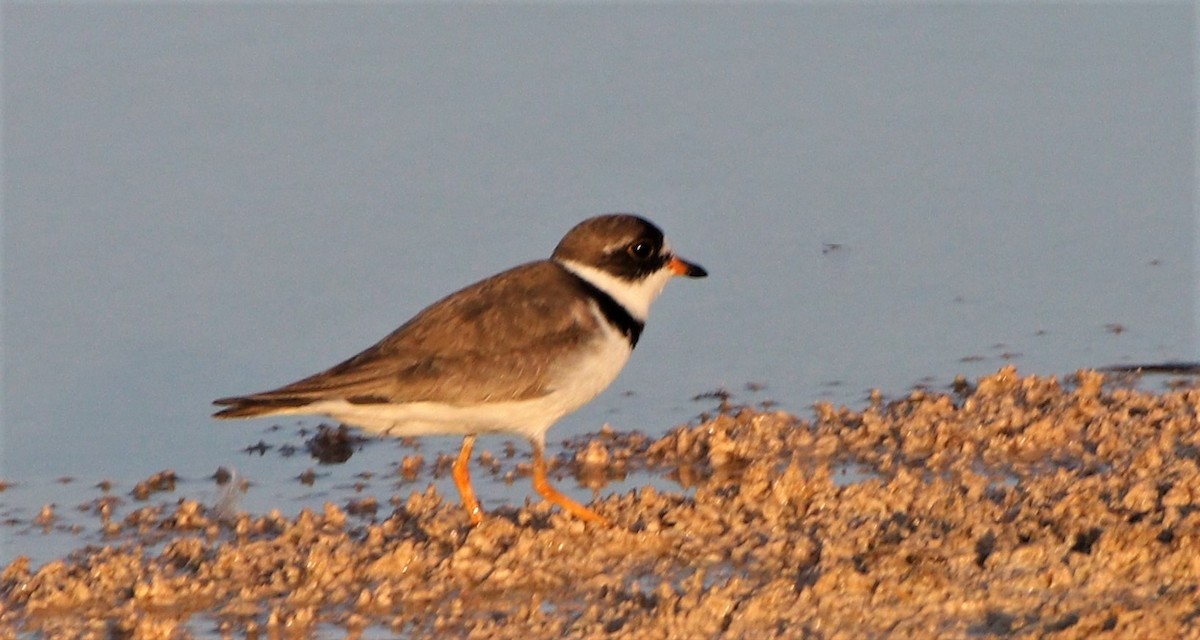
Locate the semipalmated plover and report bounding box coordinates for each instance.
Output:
[213,214,706,525]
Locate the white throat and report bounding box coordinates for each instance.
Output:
[557,258,673,321]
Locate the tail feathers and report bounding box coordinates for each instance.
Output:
[212,395,313,419]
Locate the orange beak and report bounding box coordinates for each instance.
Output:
[668,255,708,278]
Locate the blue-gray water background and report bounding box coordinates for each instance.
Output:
[3,4,1195,566]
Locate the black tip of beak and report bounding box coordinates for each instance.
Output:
[670,256,707,278]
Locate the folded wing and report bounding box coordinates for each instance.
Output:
[213,262,600,418]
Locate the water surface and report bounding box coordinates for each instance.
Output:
[3,4,1194,566]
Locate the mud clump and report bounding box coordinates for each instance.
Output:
[3,367,1200,638]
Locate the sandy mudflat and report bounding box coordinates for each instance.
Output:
[3,367,1200,639]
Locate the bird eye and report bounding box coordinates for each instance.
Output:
[627,241,655,260]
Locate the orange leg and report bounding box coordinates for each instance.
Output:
[531,441,610,525]
[452,435,484,525]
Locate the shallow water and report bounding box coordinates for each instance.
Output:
[3,5,1193,569]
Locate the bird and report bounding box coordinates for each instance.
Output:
[213,213,706,525]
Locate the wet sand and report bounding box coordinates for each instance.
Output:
[3,367,1200,638]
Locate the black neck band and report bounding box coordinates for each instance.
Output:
[566,273,644,348]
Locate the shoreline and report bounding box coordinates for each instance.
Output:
[3,366,1199,637]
